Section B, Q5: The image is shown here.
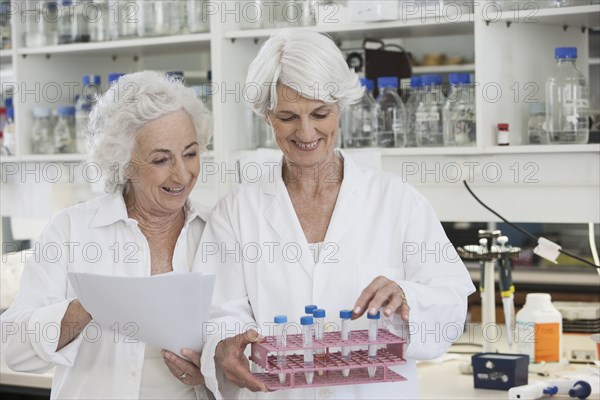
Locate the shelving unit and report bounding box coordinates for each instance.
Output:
[1,1,599,227]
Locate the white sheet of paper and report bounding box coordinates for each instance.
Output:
[68,272,215,354]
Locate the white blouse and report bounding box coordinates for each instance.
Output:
[0,194,206,399]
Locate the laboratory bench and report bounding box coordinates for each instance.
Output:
[2,326,599,400]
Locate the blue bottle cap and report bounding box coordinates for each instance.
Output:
[339,310,352,319]
[359,78,374,92]
[377,76,399,89]
[410,76,422,88]
[274,315,287,324]
[367,311,381,319]
[4,97,13,108]
[304,304,318,314]
[83,75,101,86]
[449,73,470,85]
[6,107,14,120]
[108,73,125,85]
[313,309,326,318]
[57,106,76,117]
[33,107,51,118]
[555,47,577,60]
[300,316,314,325]
[422,74,442,86]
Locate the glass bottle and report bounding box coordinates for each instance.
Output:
[187,0,210,33]
[546,47,589,144]
[108,0,137,40]
[342,78,376,148]
[75,75,101,153]
[0,0,12,50]
[416,74,444,147]
[32,107,54,154]
[54,106,76,153]
[240,0,263,29]
[3,107,14,155]
[87,0,109,42]
[24,0,58,47]
[443,72,476,146]
[137,1,182,37]
[405,76,423,147]
[528,102,548,144]
[375,76,406,148]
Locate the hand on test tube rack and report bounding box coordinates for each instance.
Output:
[249,309,408,391]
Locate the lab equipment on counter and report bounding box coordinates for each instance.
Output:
[416,74,444,147]
[274,315,288,384]
[508,379,592,400]
[367,311,380,378]
[471,353,529,390]
[516,293,562,364]
[546,47,589,144]
[376,77,406,148]
[457,230,521,352]
[249,321,407,390]
[550,301,599,363]
[301,315,315,385]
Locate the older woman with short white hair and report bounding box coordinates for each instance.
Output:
[167,29,475,399]
[1,70,211,399]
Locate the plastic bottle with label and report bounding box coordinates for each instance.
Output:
[443,72,476,146]
[516,293,562,363]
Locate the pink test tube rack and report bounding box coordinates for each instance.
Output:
[250,329,407,390]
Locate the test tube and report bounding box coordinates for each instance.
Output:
[367,311,380,378]
[300,315,315,384]
[340,309,352,377]
[313,309,326,375]
[274,315,287,384]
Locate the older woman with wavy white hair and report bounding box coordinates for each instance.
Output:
[0,70,212,399]
[166,29,475,400]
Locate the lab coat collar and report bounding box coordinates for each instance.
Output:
[261,150,368,278]
[90,193,205,228]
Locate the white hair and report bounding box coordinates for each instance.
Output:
[88,70,212,194]
[245,29,364,117]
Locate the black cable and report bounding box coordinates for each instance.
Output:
[463,181,600,269]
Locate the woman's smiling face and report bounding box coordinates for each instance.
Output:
[267,85,340,168]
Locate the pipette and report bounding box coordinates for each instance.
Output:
[313,309,326,375]
[274,315,287,384]
[367,311,380,378]
[300,316,315,384]
[340,309,352,377]
[497,236,515,350]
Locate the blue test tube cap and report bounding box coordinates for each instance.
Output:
[555,47,577,60]
[57,106,76,117]
[377,76,399,89]
[300,316,314,325]
[304,304,318,314]
[274,315,287,324]
[83,75,101,86]
[108,73,125,85]
[313,309,326,318]
[410,76,422,88]
[339,310,352,319]
[367,311,381,320]
[359,78,374,92]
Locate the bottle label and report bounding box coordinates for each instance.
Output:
[516,321,560,363]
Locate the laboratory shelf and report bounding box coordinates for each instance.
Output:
[17,33,212,57]
[492,4,600,28]
[224,14,475,41]
[412,63,475,74]
[1,154,90,163]
[0,49,13,61]
[379,147,481,156]
[481,143,600,154]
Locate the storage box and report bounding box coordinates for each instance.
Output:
[472,353,529,390]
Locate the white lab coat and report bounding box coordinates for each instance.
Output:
[0,194,207,399]
[197,152,476,400]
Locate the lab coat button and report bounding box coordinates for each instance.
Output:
[319,389,332,398]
